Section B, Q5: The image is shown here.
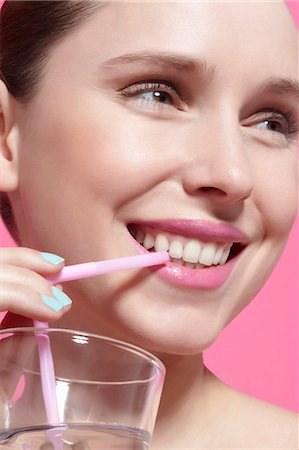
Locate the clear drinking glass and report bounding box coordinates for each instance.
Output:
[0,328,166,449]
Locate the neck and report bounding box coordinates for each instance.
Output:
[157,351,206,415]
[152,352,209,437]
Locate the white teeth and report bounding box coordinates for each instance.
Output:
[169,240,183,259]
[143,233,155,249]
[134,228,234,268]
[199,242,217,266]
[182,240,201,263]
[136,229,145,244]
[154,234,169,251]
[213,245,224,265]
[219,246,231,265]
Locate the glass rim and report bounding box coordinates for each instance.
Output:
[0,326,166,375]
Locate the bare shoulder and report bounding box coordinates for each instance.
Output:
[204,372,298,448]
[242,394,297,444]
[223,383,298,448]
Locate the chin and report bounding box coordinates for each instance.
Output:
[140,334,219,357]
[111,311,223,357]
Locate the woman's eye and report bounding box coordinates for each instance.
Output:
[120,81,185,111]
[137,90,172,104]
[250,110,298,138]
[254,119,285,133]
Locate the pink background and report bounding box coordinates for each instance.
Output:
[0,0,298,412]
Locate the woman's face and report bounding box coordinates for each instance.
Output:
[10,1,298,354]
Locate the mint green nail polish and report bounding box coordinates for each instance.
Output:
[52,286,72,306]
[42,294,64,312]
[41,252,65,265]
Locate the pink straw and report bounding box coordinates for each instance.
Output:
[47,251,169,284]
[33,251,169,448]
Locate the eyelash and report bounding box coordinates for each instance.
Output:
[120,81,185,109]
[250,109,298,138]
[120,81,298,137]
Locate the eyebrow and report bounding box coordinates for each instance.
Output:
[101,52,298,100]
[101,51,216,76]
[257,76,299,99]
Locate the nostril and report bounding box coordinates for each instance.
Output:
[201,187,227,196]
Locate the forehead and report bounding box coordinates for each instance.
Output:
[90,1,296,47]
[45,1,297,90]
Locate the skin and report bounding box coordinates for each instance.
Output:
[0,1,298,447]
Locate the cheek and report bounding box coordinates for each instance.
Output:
[251,147,298,240]
[39,104,181,210]
[16,97,182,246]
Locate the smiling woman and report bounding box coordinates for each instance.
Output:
[0,0,298,448]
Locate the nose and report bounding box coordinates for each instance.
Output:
[181,113,253,206]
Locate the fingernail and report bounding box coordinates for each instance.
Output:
[41,294,64,312]
[41,252,65,265]
[52,286,72,306]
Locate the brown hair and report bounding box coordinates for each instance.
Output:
[0,0,105,241]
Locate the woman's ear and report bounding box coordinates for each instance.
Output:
[0,79,19,192]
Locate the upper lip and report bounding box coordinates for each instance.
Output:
[129,219,250,244]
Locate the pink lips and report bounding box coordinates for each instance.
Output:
[128,219,248,290]
[132,219,249,244]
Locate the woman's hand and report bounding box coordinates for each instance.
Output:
[0,247,72,328]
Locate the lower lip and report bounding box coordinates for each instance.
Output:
[128,233,241,290]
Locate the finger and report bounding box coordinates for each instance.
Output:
[2,264,63,296]
[1,247,65,275]
[0,283,64,329]
[1,282,72,322]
